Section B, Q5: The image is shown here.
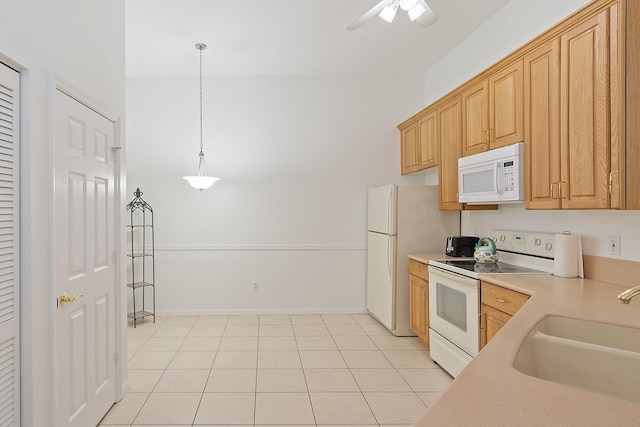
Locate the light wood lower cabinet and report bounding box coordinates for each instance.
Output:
[480,281,529,349]
[409,259,430,349]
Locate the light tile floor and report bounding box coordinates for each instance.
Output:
[99,314,453,427]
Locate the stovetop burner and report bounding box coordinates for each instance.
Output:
[429,258,550,279]
[437,259,546,274]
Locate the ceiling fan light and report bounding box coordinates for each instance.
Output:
[400,0,419,11]
[379,4,399,23]
[408,3,426,21]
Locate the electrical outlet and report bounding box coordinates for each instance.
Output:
[252,281,259,291]
[609,236,621,256]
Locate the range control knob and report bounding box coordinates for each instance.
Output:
[534,238,542,246]
[544,242,553,251]
[500,235,506,242]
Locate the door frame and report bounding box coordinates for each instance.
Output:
[49,74,127,424]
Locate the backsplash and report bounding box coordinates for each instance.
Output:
[460,204,640,262]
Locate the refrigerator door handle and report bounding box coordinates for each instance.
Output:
[387,187,393,234]
[387,235,393,282]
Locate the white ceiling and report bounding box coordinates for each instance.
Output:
[126,0,511,79]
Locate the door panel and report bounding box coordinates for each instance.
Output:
[524,39,561,209]
[367,185,395,234]
[489,60,524,149]
[367,232,396,330]
[560,9,610,209]
[438,97,463,210]
[0,63,20,426]
[55,89,117,427]
[462,80,489,156]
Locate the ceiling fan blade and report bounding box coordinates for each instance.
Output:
[415,0,438,27]
[346,0,390,31]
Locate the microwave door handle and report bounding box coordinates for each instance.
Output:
[495,163,503,194]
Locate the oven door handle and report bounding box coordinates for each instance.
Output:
[428,266,480,287]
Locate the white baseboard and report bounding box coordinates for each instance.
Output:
[155,307,369,316]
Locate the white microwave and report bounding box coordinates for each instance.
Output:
[458,142,524,204]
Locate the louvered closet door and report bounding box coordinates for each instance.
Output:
[0,63,20,426]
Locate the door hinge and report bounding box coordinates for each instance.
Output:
[111,146,122,160]
[113,250,119,265]
[114,350,119,365]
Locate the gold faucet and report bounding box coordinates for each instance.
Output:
[617,286,640,304]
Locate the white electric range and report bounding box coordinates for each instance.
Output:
[427,229,555,378]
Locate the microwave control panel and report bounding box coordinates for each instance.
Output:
[502,160,516,192]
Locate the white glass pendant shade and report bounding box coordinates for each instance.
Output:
[183,175,219,190]
[183,151,220,191]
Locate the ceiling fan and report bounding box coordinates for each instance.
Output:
[347,0,438,31]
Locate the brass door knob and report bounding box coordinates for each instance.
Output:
[59,292,84,307]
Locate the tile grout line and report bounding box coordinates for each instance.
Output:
[190,314,227,426]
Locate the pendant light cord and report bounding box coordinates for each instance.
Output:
[199,45,204,155]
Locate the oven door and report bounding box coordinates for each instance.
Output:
[428,266,480,356]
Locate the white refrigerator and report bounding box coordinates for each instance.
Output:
[367,185,460,336]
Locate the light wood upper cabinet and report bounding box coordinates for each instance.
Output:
[438,97,464,211]
[462,80,489,156]
[526,6,617,209]
[398,0,638,210]
[462,61,524,157]
[525,39,562,209]
[400,109,439,174]
[559,8,612,209]
[489,60,524,149]
[400,122,420,174]
[418,111,439,169]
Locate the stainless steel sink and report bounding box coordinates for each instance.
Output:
[513,316,640,404]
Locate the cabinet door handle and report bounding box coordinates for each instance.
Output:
[609,171,620,195]
[550,182,559,199]
[559,181,567,199]
[494,296,507,304]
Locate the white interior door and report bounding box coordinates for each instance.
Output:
[54,89,117,427]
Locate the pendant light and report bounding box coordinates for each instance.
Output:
[183,43,220,191]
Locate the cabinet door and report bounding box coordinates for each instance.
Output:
[409,275,429,347]
[524,39,562,209]
[560,8,611,209]
[418,111,438,169]
[489,60,524,149]
[401,122,420,174]
[438,97,463,210]
[462,80,489,156]
[480,304,511,349]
